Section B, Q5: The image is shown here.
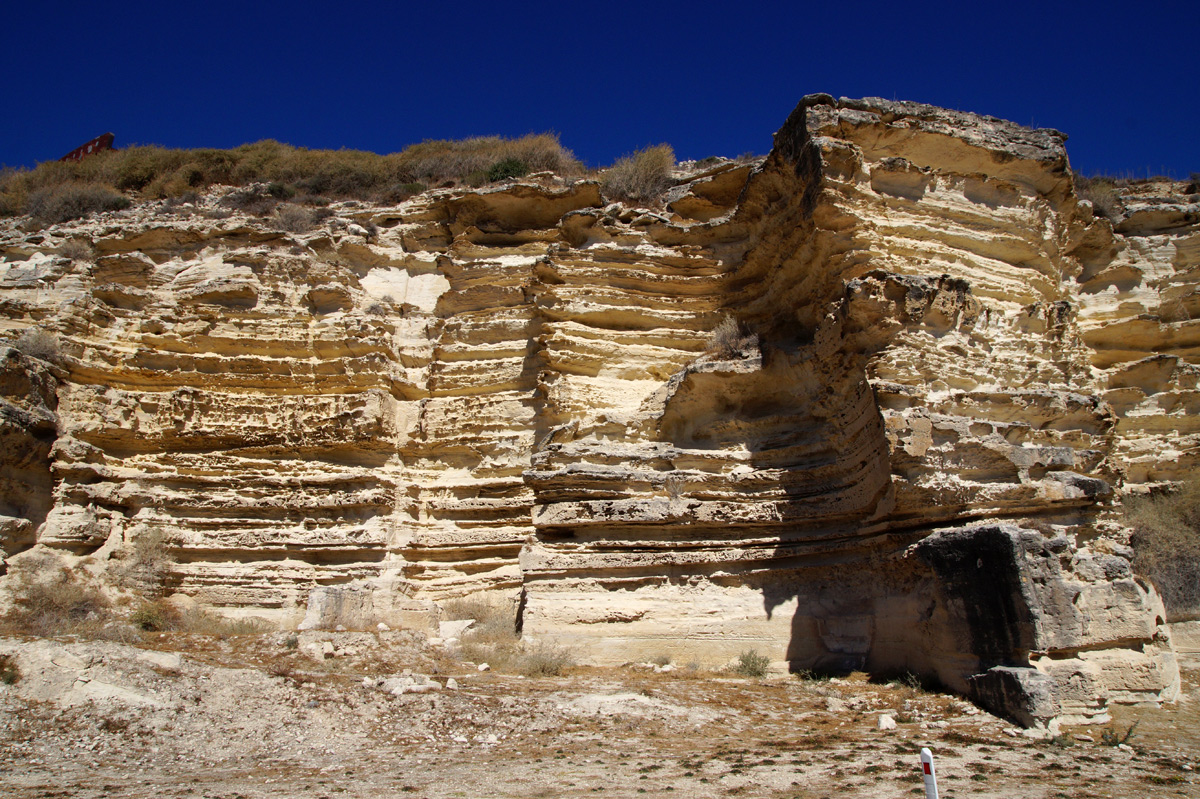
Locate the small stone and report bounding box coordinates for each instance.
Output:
[878,715,897,731]
[1118,743,1134,752]
[377,622,390,632]
[477,663,490,672]
[446,678,459,690]
[1074,734,1094,742]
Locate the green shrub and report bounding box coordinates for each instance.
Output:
[1126,475,1200,621]
[26,183,130,224]
[601,144,676,202]
[487,157,529,182]
[733,649,770,677]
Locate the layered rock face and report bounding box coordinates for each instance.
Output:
[1,95,1196,726]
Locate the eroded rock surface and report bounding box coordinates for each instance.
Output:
[1,95,1195,726]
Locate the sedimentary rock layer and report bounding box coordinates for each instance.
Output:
[1,94,1196,725]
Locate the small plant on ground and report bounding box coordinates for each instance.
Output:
[0,653,20,685]
[129,600,174,631]
[733,649,770,677]
[1100,721,1138,746]
[518,640,575,677]
[601,144,676,203]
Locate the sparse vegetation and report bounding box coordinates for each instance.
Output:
[1075,175,1123,220]
[109,530,173,597]
[274,202,317,233]
[486,157,529,183]
[732,649,771,678]
[444,594,575,676]
[12,328,61,363]
[0,134,581,220]
[707,315,758,359]
[58,238,95,262]
[23,183,131,224]
[1,563,111,637]
[1125,475,1200,621]
[1100,721,1138,746]
[0,653,20,685]
[601,144,676,203]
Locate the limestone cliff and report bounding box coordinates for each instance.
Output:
[1,95,1195,727]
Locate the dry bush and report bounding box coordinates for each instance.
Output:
[1126,475,1200,621]
[731,649,770,677]
[395,134,581,186]
[1074,174,1157,221]
[517,640,575,677]
[26,183,130,224]
[109,530,173,597]
[601,144,676,203]
[274,203,316,233]
[13,328,61,363]
[2,564,111,636]
[0,653,19,684]
[706,315,758,358]
[58,238,95,262]
[219,186,280,216]
[445,594,574,676]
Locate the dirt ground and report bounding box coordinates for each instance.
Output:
[1,630,1197,799]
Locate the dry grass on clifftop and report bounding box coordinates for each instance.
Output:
[0,133,583,221]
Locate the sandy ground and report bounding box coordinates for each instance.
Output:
[1,630,1197,799]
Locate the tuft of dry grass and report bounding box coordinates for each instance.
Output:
[601,144,675,203]
[1125,475,1200,621]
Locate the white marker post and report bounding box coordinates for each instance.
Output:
[920,747,939,799]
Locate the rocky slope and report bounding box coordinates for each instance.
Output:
[1,95,1196,727]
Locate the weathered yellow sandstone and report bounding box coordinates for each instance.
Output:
[1,95,1196,726]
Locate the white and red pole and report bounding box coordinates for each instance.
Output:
[920,747,939,799]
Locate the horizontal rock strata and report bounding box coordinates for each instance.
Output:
[1,94,1196,726]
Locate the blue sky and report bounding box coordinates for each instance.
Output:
[3,0,1197,178]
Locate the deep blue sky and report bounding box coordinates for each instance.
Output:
[3,1,1197,178]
